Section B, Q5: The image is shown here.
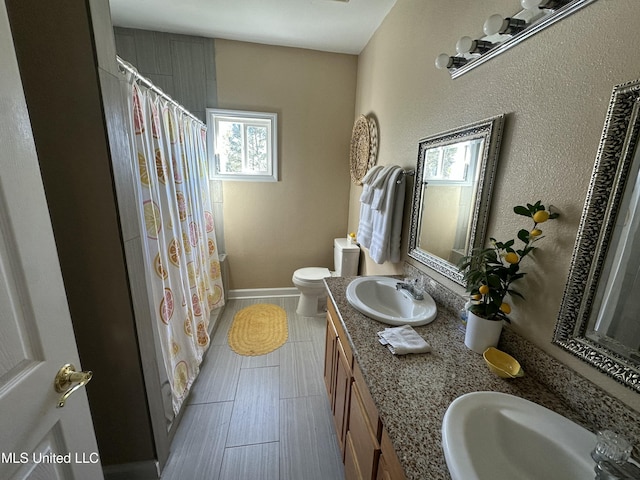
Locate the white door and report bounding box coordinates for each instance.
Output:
[0,1,103,478]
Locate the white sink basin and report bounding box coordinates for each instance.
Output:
[442,391,596,480]
[345,276,437,326]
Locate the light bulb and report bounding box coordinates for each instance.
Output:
[522,0,568,9]
[435,54,451,69]
[521,0,543,9]
[456,36,474,55]
[456,37,494,55]
[483,14,505,36]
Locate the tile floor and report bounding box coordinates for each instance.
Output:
[160,296,345,480]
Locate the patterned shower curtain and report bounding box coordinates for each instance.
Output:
[124,74,224,414]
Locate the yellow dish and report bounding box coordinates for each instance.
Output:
[483,347,525,379]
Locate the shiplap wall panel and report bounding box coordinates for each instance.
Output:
[170,38,207,119]
[113,27,217,122]
[133,29,172,76]
[114,30,137,67]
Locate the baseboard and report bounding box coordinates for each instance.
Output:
[103,460,160,480]
[228,287,299,299]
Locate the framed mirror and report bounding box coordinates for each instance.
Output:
[408,115,504,284]
[554,78,640,393]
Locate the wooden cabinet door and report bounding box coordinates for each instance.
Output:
[348,381,380,480]
[376,455,392,480]
[378,429,407,480]
[345,431,363,480]
[324,314,338,402]
[333,338,352,455]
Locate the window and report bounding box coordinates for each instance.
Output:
[424,138,483,185]
[206,108,278,181]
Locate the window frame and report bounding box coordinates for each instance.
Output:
[206,108,278,182]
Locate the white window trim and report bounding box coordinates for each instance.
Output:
[206,108,278,182]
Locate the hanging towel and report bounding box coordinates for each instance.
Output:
[377,325,431,355]
[369,167,405,263]
[357,167,386,249]
[371,165,398,210]
[359,165,383,204]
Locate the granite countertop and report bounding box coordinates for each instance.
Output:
[325,276,589,480]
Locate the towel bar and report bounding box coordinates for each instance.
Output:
[397,169,415,184]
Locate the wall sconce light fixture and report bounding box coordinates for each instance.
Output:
[435,0,598,79]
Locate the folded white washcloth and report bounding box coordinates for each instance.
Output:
[377,325,431,355]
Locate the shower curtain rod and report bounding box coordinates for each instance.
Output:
[116,56,205,127]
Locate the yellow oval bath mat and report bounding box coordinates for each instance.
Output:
[228,304,288,356]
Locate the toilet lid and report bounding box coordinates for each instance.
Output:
[294,267,331,281]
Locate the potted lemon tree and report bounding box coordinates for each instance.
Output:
[457,201,558,353]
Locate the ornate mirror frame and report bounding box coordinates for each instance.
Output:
[553,78,640,393]
[408,115,504,285]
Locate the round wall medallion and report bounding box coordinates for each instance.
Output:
[350,115,371,185]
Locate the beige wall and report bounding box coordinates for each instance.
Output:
[215,40,357,290]
[349,0,640,412]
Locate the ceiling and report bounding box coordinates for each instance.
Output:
[109,0,397,55]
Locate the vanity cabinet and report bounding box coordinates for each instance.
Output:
[324,297,406,480]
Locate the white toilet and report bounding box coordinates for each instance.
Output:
[292,238,360,316]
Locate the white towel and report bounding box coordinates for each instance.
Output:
[377,325,431,355]
[370,165,398,210]
[357,167,386,249]
[369,167,405,263]
[359,165,383,204]
[357,201,374,249]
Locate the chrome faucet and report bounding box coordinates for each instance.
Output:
[396,280,424,300]
[591,430,640,480]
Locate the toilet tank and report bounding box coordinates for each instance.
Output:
[334,238,360,276]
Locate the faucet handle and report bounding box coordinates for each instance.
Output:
[594,430,632,464]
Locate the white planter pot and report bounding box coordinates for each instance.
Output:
[464,311,503,354]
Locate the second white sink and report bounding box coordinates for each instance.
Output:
[442,391,596,480]
[345,276,437,326]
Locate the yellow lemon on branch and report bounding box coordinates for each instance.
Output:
[533,210,550,223]
[504,252,519,264]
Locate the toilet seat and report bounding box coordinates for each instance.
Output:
[292,267,331,287]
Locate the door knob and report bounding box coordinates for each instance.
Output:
[54,364,93,408]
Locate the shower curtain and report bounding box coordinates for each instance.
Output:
[124,72,224,414]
